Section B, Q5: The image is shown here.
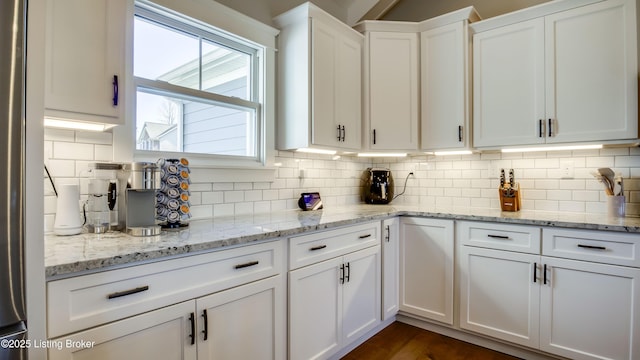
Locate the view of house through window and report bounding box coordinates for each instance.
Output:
[134,7,261,159]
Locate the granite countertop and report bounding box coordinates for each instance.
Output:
[45,205,640,279]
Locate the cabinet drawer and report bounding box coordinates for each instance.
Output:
[457,221,541,254]
[289,222,380,270]
[543,228,640,267]
[48,240,283,338]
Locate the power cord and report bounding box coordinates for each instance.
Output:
[392,172,414,200]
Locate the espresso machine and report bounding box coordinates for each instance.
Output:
[124,162,162,236]
[86,163,128,233]
[361,168,394,204]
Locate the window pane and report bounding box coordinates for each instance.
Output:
[201,39,252,101]
[134,17,200,90]
[136,89,257,157]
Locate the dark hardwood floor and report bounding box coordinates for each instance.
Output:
[341,322,521,360]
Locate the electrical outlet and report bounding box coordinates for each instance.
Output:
[560,160,574,179]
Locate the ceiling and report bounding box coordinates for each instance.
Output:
[337,0,401,25]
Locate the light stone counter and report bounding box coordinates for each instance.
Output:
[45,205,640,278]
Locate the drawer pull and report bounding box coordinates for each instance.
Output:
[310,245,327,251]
[533,262,537,283]
[234,260,259,269]
[577,244,607,251]
[106,285,149,299]
[340,264,345,284]
[543,264,548,285]
[487,234,510,240]
[359,234,372,239]
[385,225,390,242]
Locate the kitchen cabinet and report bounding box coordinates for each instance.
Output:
[48,301,196,360]
[195,275,284,360]
[458,221,640,360]
[420,8,479,151]
[357,22,419,151]
[275,3,363,152]
[472,0,638,148]
[44,0,128,126]
[47,240,285,359]
[288,223,381,360]
[382,217,400,321]
[49,276,283,360]
[399,217,454,324]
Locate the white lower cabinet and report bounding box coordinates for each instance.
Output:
[49,275,283,360]
[48,301,196,360]
[196,275,284,360]
[459,246,541,348]
[458,221,640,360]
[289,223,381,360]
[47,240,284,360]
[382,217,400,321]
[399,217,454,324]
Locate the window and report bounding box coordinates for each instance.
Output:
[133,5,262,161]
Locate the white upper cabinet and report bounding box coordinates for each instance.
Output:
[356,22,420,151]
[544,0,638,143]
[420,8,480,151]
[275,3,363,152]
[472,19,545,148]
[472,0,638,148]
[44,0,128,126]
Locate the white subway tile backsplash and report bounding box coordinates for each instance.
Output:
[53,142,94,160]
[75,131,113,145]
[42,127,640,233]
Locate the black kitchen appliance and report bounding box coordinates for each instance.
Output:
[361,168,394,204]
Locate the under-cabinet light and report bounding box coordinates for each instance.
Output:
[432,150,474,156]
[44,117,115,132]
[295,148,337,155]
[357,152,407,158]
[501,144,603,153]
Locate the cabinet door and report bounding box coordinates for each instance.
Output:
[539,257,640,360]
[196,275,284,360]
[289,257,343,360]
[44,0,126,124]
[311,18,340,148]
[421,22,468,150]
[399,218,454,324]
[311,18,362,150]
[335,33,362,150]
[367,32,419,150]
[544,0,638,143]
[48,301,196,360]
[459,246,540,348]
[473,19,545,148]
[382,218,400,321]
[343,246,381,343]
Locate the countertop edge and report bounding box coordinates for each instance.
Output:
[45,208,640,279]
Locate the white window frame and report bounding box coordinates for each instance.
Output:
[115,0,278,174]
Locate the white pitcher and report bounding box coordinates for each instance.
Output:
[53,184,83,235]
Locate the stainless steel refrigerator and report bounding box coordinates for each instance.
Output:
[1,0,28,359]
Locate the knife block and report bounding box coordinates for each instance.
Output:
[499,185,521,212]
